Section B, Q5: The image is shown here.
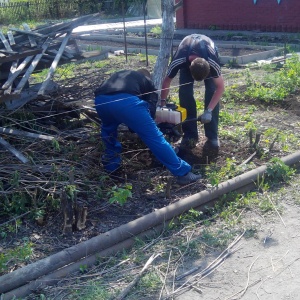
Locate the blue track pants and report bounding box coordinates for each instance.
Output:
[95,93,191,175]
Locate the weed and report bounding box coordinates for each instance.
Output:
[51,139,60,151]
[108,184,132,206]
[79,264,88,273]
[65,185,77,201]
[178,208,203,224]
[200,228,233,248]
[72,282,113,300]
[265,157,295,184]
[244,54,300,103]
[206,158,247,186]
[154,183,165,193]
[150,25,162,37]
[0,240,34,273]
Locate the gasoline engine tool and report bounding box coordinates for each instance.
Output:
[155,103,202,137]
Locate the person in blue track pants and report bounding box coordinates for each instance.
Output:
[94,68,202,185]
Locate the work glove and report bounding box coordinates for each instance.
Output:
[199,109,212,124]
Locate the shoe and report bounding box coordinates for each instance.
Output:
[208,139,220,148]
[176,172,202,185]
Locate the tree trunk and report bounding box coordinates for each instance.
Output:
[152,0,175,94]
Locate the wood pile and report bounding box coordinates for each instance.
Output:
[0,13,100,110]
[0,13,100,163]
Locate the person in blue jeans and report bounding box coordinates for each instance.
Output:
[161,34,225,149]
[94,68,202,185]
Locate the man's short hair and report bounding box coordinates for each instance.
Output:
[137,68,151,79]
[189,58,210,81]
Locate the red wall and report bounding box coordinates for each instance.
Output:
[176,0,300,32]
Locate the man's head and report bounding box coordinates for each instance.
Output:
[137,68,151,79]
[189,58,210,81]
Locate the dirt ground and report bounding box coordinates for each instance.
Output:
[1,35,300,299]
[174,178,300,300]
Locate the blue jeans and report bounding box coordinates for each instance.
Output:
[95,93,191,175]
[179,68,219,141]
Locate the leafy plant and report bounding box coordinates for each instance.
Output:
[0,241,34,273]
[206,158,248,186]
[265,158,295,184]
[65,185,77,201]
[108,184,132,206]
[244,54,300,103]
[150,25,162,37]
[79,264,88,273]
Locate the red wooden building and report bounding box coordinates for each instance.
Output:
[176,0,300,32]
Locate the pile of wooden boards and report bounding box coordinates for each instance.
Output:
[0,13,99,110]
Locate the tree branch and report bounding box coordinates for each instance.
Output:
[174,0,183,11]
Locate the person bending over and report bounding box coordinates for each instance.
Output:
[94,68,202,185]
[161,34,225,149]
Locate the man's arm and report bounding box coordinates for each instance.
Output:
[160,76,173,105]
[207,75,225,110]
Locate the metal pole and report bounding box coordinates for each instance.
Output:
[122,0,128,63]
[143,0,149,66]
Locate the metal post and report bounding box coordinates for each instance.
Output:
[143,0,149,66]
[122,0,128,63]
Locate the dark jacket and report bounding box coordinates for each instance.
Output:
[94,70,158,117]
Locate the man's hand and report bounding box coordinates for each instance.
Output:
[200,109,212,123]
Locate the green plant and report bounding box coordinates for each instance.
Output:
[79,264,88,273]
[178,208,203,224]
[52,139,60,151]
[108,184,132,206]
[65,185,77,201]
[265,158,295,184]
[72,282,113,300]
[150,25,162,37]
[154,183,165,193]
[0,240,34,273]
[225,59,237,68]
[206,158,247,186]
[244,54,300,103]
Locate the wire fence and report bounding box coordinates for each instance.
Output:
[0,0,99,23]
[0,0,146,24]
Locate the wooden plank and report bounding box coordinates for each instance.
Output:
[0,136,29,163]
[0,30,13,51]
[4,60,18,94]
[13,38,52,94]
[10,13,100,46]
[4,80,59,110]
[0,49,41,64]
[9,28,47,39]
[0,49,16,54]
[38,32,72,96]
[7,30,15,46]
[22,23,37,47]
[0,127,54,141]
[1,55,34,90]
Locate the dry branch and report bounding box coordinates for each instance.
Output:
[0,127,54,140]
[115,253,160,300]
[0,136,29,163]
